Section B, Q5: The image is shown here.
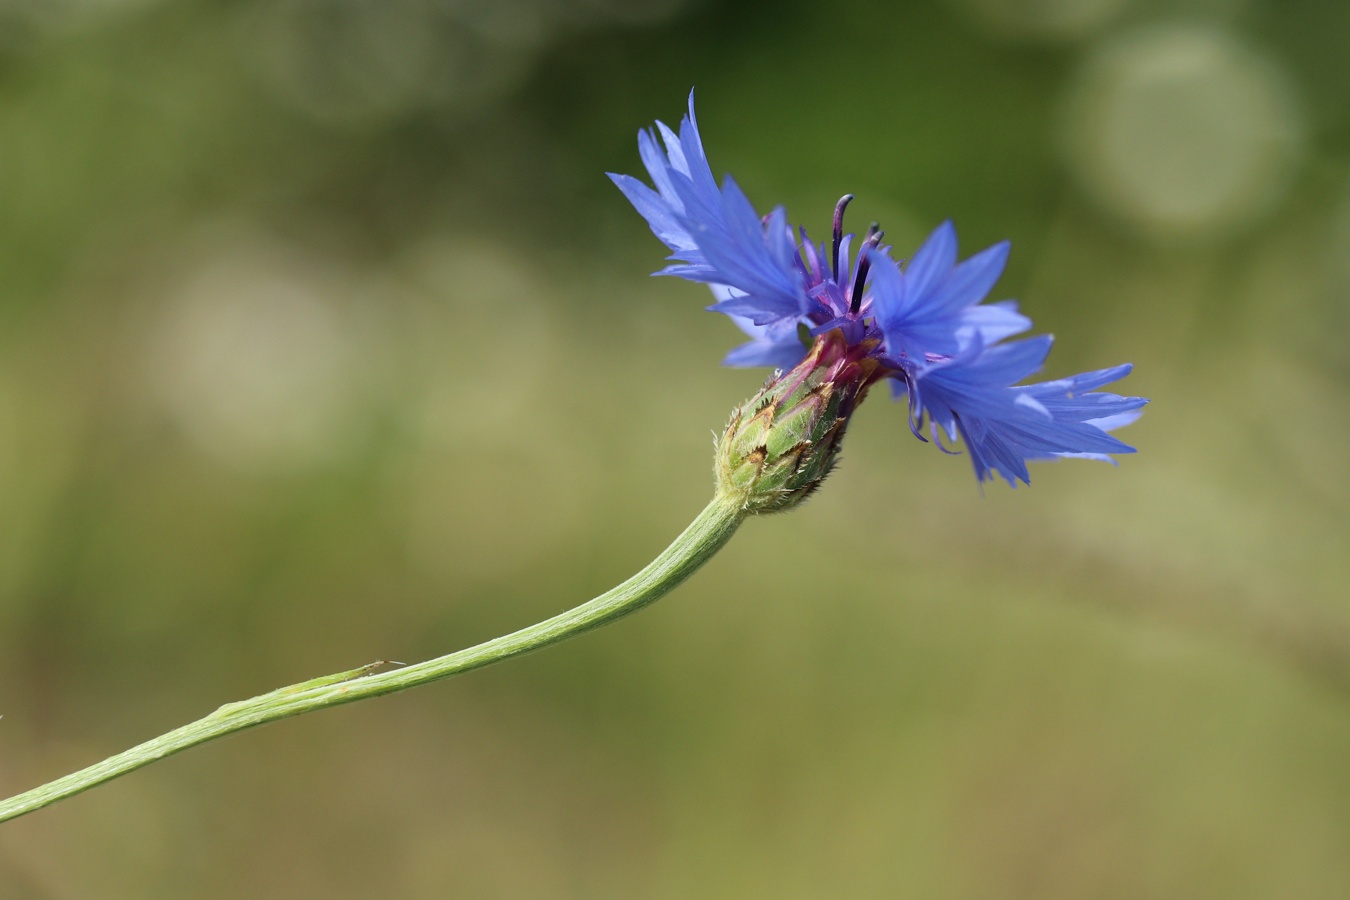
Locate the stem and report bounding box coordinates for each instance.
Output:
[0,495,746,824]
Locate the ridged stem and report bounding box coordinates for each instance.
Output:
[0,494,746,824]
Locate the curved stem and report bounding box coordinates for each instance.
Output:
[0,495,746,824]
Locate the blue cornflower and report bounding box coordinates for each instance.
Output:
[611,92,1147,488]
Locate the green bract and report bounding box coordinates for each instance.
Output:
[716,331,879,513]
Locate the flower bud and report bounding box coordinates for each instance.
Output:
[715,330,883,513]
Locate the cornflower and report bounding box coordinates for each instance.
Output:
[610,91,1146,494]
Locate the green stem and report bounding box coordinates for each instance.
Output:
[0,495,746,824]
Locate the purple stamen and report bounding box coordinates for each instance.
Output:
[831,194,854,281]
[849,227,885,314]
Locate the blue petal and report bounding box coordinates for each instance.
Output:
[873,248,962,361]
[723,335,809,369]
[913,341,1144,486]
[638,128,681,208]
[921,240,1010,316]
[715,300,808,369]
[615,91,808,325]
[874,229,1016,364]
[656,121,689,177]
[707,293,799,324]
[904,221,958,300]
[682,178,805,321]
[678,90,721,207]
[951,335,1053,386]
[608,173,694,252]
[1023,363,1134,397]
[956,300,1031,346]
[1083,409,1145,431]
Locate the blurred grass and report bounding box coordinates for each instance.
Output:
[3,0,1350,896]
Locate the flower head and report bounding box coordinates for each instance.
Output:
[611,91,1147,492]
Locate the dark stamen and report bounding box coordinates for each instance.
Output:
[849,228,885,314]
[831,194,854,280]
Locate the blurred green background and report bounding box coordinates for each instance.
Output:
[3,0,1350,896]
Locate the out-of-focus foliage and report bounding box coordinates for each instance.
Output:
[2,0,1350,896]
